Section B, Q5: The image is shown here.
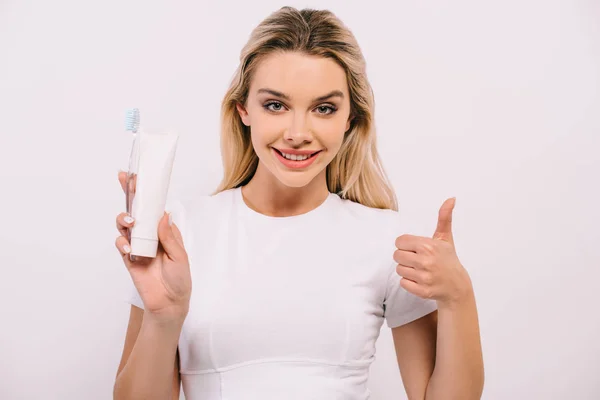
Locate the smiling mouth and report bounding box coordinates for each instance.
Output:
[273,148,321,161]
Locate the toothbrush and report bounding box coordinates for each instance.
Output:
[125,108,140,258]
[125,108,140,134]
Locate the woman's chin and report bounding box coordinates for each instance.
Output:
[270,164,325,188]
[274,173,317,188]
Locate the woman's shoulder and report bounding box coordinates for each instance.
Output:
[329,195,401,266]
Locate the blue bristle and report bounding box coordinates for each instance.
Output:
[125,108,140,132]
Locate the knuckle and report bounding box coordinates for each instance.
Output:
[421,257,434,269]
[419,241,434,254]
[422,272,434,286]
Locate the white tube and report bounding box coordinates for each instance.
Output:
[128,130,179,258]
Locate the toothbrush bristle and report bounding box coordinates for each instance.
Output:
[125,108,140,132]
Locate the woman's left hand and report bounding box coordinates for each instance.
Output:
[393,198,473,307]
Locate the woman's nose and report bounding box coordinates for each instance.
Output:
[283,114,313,144]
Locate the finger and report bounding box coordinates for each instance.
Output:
[396,265,421,283]
[399,278,431,299]
[118,171,138,195]
[433,197,455,243]
[157,212,184,261]
[395,234,421,252]
[115,235,132,260]
[393,248,422,268]
[116,236,152,266]
[118,171,127,193]
[116,212,135,237]
[170,221,185,248]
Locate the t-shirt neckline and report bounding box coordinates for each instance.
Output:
[234,186,336,222]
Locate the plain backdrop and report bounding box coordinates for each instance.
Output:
[1,0,599,399]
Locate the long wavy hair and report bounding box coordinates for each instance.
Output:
[214,6,398,210]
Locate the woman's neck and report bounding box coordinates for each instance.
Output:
[241,166,330,218]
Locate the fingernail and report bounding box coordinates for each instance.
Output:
[167,212,173,226]
[124,216,134,224]
[123,244,131,254]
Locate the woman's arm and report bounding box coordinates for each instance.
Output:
[392,311,437,399]
[392,198,484,399]
[114,305,183,400]
[392,290,484,400]
[426,289,484,400]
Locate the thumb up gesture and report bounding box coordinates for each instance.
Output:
[393,198,473,307]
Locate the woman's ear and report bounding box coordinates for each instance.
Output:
[345,114,355,132]
[236,102,250,126]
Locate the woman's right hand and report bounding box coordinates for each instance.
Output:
[116,171,192,323]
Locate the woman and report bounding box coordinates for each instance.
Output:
[113,6,484,400]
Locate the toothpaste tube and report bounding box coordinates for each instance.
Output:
[126,126,179,259]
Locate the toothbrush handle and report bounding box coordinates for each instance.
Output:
[125,172,137,262]
[126,133,140,262]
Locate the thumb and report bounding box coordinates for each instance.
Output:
[157,212,184,260]
[171,220,185,248]
[433,197,456,244]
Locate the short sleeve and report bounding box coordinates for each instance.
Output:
[383,261,438,328]
[124,195,189,310]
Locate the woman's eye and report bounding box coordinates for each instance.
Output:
[264,102,284,112]
[263,102,337,115]
[316,105,337,115]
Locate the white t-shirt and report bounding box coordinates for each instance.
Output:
[126,187,437,400]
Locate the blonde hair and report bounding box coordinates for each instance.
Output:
[215,6,398,211]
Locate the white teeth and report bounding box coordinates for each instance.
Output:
[281,152,309,161]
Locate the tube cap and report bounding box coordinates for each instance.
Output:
[130,237,158,258]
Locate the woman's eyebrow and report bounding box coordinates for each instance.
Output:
[257,88,344,102]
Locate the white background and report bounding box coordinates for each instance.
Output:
[1,0,599,399]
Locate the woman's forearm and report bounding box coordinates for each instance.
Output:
[114,314,183,400]
[426,289,484,400]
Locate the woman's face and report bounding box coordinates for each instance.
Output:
[236,52,353,189]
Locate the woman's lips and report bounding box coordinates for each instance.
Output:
[273,148,321,169]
